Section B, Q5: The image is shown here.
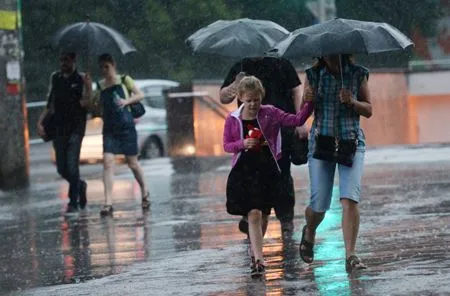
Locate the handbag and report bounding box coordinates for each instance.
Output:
[313,134,357,167]
[291,136,308,165]
[41,112,56,142]
[121,75,146,118]
[128,101,146,118]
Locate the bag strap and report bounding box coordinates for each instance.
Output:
[121,75,132,95]
[95,80,101,91]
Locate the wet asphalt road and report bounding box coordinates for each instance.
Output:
[0,143,449,295]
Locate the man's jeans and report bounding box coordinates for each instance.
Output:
[53,132,84,206]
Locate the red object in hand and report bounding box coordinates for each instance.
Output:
[6,83,20,95]
[245,124,263,151]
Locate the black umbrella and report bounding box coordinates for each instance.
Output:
[186,18,289,58]
[273,18,413,86]
[273,18,414,58]
[51,20,137,57]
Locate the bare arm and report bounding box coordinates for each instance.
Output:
[220,71,245,104]
[38,108,49,125]
[294,79,312,139]
[125,83,144,105]
[292,85,303,113]
[80,72,93,108]
[219,83,238,104]
[351,78,372,118]
[37,73,54,136]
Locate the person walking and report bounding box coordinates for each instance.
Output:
[223,76,312,277]
[93,53,150,216]
[220,56,308,234]
[298,55,372,272]
[37,52,92,213]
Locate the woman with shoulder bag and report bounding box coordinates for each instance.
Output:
[298,54,372,272]
[93,53,150,216]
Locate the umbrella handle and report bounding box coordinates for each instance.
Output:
[339,54,344,88]
[86,56,91,73]
[85,14,91,71]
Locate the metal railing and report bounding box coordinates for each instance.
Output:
[408,59,450,71]
[27,91,229,145]
[167,91,229,119]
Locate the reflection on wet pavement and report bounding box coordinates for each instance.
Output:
[1,156,449,295]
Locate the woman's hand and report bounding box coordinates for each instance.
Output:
[295,125,309,139]
[303,86,315,102]
[339,88,354,105]
[83,72,92,87]
[244,138,259,149]
[116,98,128,108]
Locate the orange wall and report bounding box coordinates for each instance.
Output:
[360,73,413,146]
[409,94,450,143]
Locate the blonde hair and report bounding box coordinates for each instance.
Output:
[237,76,265,100]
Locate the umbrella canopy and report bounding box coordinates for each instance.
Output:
[186,18,289,58]
[273,18,414,58]
[51,21,137,56]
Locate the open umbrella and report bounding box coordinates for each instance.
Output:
[273,18,414,86]
[273,18,413,58]
[51,20,137,57]
[186,18,289,58]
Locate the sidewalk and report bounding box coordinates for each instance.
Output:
[1,144,449,295]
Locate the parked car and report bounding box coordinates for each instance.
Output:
[53,79,180,164]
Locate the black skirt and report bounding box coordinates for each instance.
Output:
[103,127,138,156]
[226,147,280,216]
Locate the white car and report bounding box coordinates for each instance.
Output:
[78,79,179,163]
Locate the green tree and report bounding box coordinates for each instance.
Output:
[22,0,445,102]
[22,0,240,101]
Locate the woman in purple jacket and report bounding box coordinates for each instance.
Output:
[223,76,312,277]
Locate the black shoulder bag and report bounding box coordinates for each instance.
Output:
[312,71,357,167]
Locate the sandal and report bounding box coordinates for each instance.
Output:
[100,205,113,216]
[299,225,314,263]
[250,260,265,278]
[141,192,151,210]
[346,255,367,272]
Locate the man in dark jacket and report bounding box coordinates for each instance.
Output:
[37,52,92,213]
[220,56,308,233]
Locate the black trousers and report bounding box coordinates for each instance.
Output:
[53,131,84,205]
[273,145,295,222]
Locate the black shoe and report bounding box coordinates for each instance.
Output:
[250,260,265,278]
[346,255,367,273]
[238,218,249,234]
[66,203,78,213]
[79,181,88,210]
[100,205,114,216]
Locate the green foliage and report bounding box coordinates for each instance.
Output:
[22,0,443,100]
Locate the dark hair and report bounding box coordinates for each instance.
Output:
[60,52,76,60]
[312,54,354,70]
[98,53,115,65]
